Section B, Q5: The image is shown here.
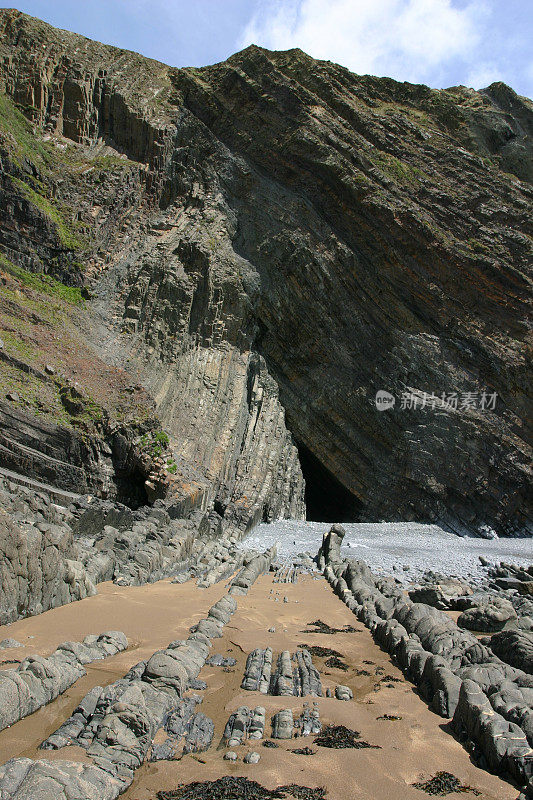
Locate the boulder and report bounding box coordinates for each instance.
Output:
[458,597,517,633]
[490,630,533,675]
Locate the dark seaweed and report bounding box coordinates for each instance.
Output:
[298,644,344,658]
[157,777,327,799]
[412,772,481,796]
[314,725,381,750]
[324,656,348,671]
[301,620,359,635]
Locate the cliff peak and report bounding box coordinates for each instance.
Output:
[0,12,531,537]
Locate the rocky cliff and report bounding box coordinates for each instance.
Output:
[0,9,531,536]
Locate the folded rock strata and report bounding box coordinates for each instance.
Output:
[0,9,531,536]
[0,631,127,732]
[7,549,275,800]
[0,471,277,626]
[318,526,533,794]
[242,646,322,697]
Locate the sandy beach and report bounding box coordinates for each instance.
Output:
[0,571,520,800]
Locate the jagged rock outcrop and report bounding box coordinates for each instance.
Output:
[0,506,95,624]
[241,648,273,693]
[0,9,531,535]
[271,708,294,739]
[317,527,533,794]
[0,631,127,731]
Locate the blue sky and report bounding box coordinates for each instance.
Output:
[9,0,533,98]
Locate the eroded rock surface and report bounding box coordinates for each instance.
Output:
[317,526,533,795]
[0,504,95,625]
[0,10,530,536]
[0,631,127,731]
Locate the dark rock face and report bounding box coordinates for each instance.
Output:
[457,597,517,632]
[317,524,346,569]
[0,401,118,497]
[490,629,533,674]
[0,9,531,535]
[408,576,473,610]
[0,505,95,625]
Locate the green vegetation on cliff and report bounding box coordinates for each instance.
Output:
[0,254,84,304]
[0,91,47,165]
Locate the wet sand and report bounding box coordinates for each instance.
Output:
[0,573,519,800]
[0,578,228,765]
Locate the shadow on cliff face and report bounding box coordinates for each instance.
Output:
[114,466,150,510]
[296,440,363,523]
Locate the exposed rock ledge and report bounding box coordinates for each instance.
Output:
[0,9,531,536]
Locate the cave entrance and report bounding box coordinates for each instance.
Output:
[296,440,363,523]
[114,467,149,510]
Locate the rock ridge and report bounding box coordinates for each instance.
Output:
[0,8,531,535]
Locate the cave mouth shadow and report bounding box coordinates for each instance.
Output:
[114,467,149,510]
[295,439,363,523]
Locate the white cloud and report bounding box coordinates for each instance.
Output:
[466,62,502,90]
[239,0,487,86]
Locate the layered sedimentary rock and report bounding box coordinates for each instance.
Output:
[0,464,277,623]
[0,508,95,624]
[0,9,531,535]
[318,526,533,795]
[0,631,127,731]
[0,549,274,800]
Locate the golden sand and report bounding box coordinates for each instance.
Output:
[0,573,518,800]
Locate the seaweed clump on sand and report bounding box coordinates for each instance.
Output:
[298,644,349,671]
[280,788,327,800]
[314,725,381,750]
[290,746,316,755]
[301,620,359,635]
[412,772,481,796]
[298,644,344,658]
[157,777,327,799]
[324,655,348,671]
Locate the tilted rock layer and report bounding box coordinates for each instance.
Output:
[0,9,531,535]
